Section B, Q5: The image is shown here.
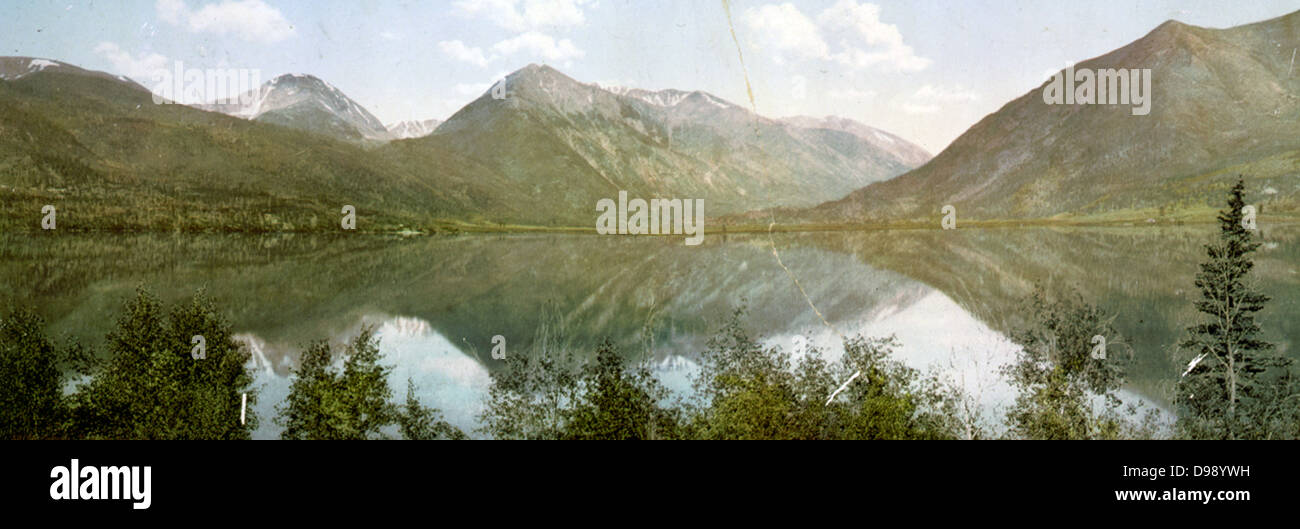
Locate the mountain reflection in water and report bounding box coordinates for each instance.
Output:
[3,225,1295,438]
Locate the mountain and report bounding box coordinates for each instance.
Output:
[389,64,929,225]
[386,118,442,139]
[1,56,931,230]
[780,115,931,168]
[198,74,392,143]
[0,58,491,232]
[797,11,1300,225]
[0,57,143,87]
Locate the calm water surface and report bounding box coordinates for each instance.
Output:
[4,225,1297,438]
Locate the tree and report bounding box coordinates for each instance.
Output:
[71,288,257,439]
[1002,288,1144,440]
[828,336,951,440]
[566,339,678,440]
[478,346,581,440]
[686,308,956,440]
[278,327,463,440]
[1177,177,1294,439]
[687,308,802,439]
[479,339,677,440]
[0,309,67,438]
[278,327,393,440]
[399,380,467,440]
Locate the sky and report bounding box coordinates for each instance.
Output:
[4,0,1299,153]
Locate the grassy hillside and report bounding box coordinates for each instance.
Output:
[1,61,930,233]
[775,12,1300,227]
[0,70,509,233]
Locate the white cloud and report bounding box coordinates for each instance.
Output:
[829,43,930,72]
[439,40,492,67]
[454,0,593,32]
[902,84,978,114]
[94,42,169,80]
[742,3,828,60]
[156,0,296,44]
[492,31,584,63]
[819,1,930,72]
[742,1,929,73]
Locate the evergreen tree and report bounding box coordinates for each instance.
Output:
[1177,177,1292,439]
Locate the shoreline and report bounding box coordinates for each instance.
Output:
[8,214,1299,236]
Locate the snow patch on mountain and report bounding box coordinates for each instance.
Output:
[0,57,64,80]
[28,59,58,71]
[598,84,736,109]
[386,119,443,140]
[196,73,391,142]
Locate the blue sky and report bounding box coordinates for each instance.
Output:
[4,0,1299,152]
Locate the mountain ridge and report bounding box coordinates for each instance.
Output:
[197,73,393,143]
[386,118,442,139]
[412,63,930,224]
[778,9,1300,225]
[1,58,930,230]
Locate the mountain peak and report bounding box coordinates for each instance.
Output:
[1136,18,1200,45]
[1155,19,1187,30]
[273,73,322,82]
[506,63,576,87]
[0,57,66,80]
[0,56,142,88]
[799,9,1300,224]
[198,72,390,142]
[268,73,333,90]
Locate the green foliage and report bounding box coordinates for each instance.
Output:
[278,327,465,440]
[477,338,578,440]
[277,327,391,439]
[1176,177,1297,439]
[399,379,467,440]
[1002,288,1155,439]
[478,308,974,440]
[566,339,679,440]
[479,339,678,440]
[685,308,959,440]
[0,308,67,438]
[70,287,257,439]
[0,72,469,234]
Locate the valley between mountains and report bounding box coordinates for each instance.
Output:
[3,9,1300,234]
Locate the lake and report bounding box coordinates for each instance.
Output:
[3,225,1297,438]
